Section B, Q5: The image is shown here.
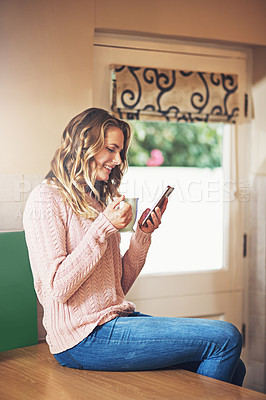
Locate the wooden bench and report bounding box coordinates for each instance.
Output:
[0,342,265,400]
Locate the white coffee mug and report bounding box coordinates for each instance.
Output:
[119,198,139,232]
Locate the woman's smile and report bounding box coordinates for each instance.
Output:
[94,127,124,181]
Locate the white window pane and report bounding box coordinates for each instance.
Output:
[120,166,224,274]
[120,121,228,275]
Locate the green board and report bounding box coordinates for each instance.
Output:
[0,231,38,351]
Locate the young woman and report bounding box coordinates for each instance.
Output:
[23,108,245,385]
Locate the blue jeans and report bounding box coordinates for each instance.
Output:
[54,312,246,386]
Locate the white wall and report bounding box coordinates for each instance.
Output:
[96,0,266,46]
[0,0,95,175]
[246,47,266,393]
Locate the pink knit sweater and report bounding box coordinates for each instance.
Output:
[23,182,151,354]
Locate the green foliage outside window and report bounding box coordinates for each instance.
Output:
[127,121,223,169]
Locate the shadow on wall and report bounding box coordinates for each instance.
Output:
[246,174,266,394]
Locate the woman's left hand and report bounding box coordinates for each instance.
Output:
[138,198,168,234]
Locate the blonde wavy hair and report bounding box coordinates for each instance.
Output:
[45,108,131,219]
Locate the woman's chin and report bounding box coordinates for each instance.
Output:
[96,174,109,182]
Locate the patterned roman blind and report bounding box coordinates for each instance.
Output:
[111,64,240,123]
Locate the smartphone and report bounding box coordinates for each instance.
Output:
[141,185,175,226]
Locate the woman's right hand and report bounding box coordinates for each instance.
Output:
[103,196,133,230]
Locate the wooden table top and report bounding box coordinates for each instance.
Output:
[0,342,265,400]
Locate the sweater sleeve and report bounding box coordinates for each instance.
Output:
[121,225,152,295]
[23,185,117,303]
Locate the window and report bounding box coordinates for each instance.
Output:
[119,120,231,274]
[93,33,249,306]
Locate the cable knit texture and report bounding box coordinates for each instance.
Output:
[23,182,151,354]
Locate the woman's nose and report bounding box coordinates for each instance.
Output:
[113,152,122,165]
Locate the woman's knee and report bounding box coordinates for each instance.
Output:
[220,321,243,352]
